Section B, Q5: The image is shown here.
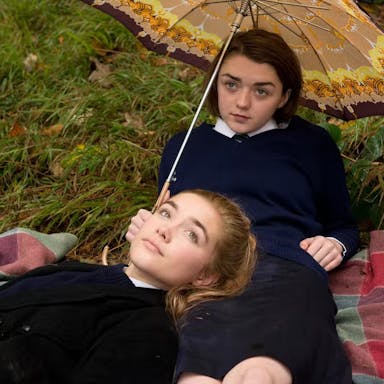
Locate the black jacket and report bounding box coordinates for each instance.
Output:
[0,262,178,383]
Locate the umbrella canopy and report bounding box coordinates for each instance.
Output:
[80,0,384,121]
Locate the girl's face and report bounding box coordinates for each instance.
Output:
[128,193,222,290]
[217,54,290,134]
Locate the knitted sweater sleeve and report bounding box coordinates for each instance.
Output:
[315,128,359,260]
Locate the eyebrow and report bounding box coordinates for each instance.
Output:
[162,200,209,243]
[221,73,276,88]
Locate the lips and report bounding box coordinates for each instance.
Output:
[143,238,163,256]
[231,113,250,123]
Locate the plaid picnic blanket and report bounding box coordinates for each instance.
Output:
[0,227,383,381]
[0,227,78,280]
[329,230,384,384]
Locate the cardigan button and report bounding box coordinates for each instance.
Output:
[21,325,31,332]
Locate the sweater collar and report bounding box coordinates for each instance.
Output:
[213,118,288,138]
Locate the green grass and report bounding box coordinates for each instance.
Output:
[0,0,206,262]
[0,0,383,262]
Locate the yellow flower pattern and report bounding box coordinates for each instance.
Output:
[93,0,384,118]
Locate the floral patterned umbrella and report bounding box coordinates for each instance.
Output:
[80,0,384,208]
[81,0,384,121]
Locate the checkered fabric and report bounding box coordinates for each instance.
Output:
[329,230,384,383]
[0,228,77,280]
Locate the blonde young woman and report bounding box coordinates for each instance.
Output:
[0,189,256,384]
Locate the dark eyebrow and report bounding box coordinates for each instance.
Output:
[162,200,209,243]
[162,200,177,210]
[221,73,241,82]
[221,73,276,88]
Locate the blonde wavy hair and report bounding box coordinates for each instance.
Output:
[165,189,257,321]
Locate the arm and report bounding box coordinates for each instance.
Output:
[301,127,359,270]
[70,308,177,384]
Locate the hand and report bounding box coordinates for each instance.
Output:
[299,236,343,271]
[125,209,152,243]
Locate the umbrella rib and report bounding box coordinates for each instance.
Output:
[164,0,234,32]
[249,1,259,28]
[197,0,327,9]
[277,2,340,104]
[249,2,305,38]
[254,0,328,10]
[201,0,242,4]
[164,0,330,32]
[255,0,330,31]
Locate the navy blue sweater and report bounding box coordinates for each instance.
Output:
[0,262,177,384]
[159,116,359,279]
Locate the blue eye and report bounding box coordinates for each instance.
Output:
[254,88,268,96]
[225,81,237,89]
[158,208,170,218]
[186,230,198,244]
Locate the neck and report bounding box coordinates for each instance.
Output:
[124,264,166,290]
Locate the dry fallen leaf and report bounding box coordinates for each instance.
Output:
[88,57,113,88]
[23,53,38,72]
[71,109,93,127]
[153,57,170,66]
[41,123,64,136]
[122,112,146,130]
[178,66,202,81]
[9,121,27,137]
[49,161,65,178]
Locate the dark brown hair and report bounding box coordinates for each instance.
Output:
[205,29,303,123]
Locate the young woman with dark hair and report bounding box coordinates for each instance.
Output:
[127,29,358,384]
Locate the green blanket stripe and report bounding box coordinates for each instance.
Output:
[1,227,78,260]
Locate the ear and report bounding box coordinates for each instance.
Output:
[278,89,291,109]
[192,271,218,287]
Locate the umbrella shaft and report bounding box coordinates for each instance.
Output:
[153,6,247,210]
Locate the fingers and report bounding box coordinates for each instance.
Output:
[125,209,152,242]
[322,256,343,272]
[300,236,343,271]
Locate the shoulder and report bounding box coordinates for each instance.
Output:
[289,115,324,134]
[0,261,98,288]
[0,262,115,297]
[165,122,214,145]
[285,117,345,173]
[288,115,337,147]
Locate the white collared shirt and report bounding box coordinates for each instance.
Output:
[213,118,288,138]
[129,276,160,289]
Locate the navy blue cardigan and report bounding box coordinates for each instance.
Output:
[159,116,359,280]
[0,262,177,383]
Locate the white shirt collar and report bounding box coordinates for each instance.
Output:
[129,276,160,289]
[213,118,287,138]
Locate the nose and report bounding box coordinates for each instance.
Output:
[236,89,251,109]
[157,225,171,242]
